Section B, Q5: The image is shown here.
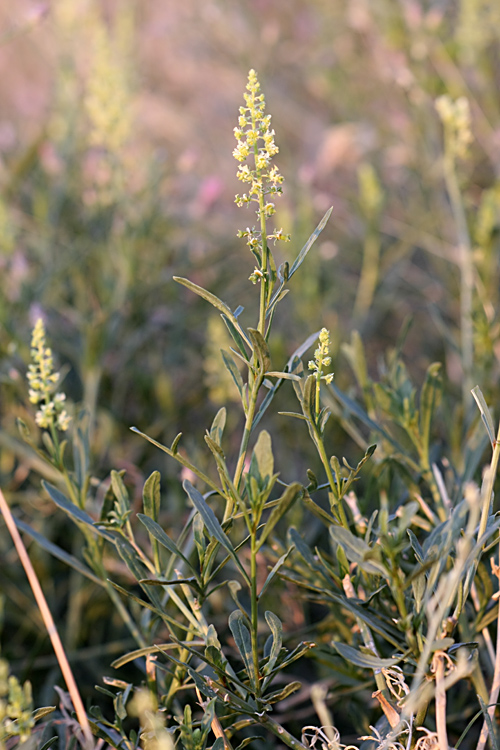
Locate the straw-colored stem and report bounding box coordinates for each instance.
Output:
[433,653,449,750]
[0,487,94,749]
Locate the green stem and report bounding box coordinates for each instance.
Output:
[314,430,349,529]
[250,532,261,699]
[233,374,263,491]
[261,716,309,750]
[164,627,196,708]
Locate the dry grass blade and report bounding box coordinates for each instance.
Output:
[0,487,94,750]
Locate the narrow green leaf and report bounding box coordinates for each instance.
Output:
[259,546,295,600]
[266,371,301,381]
[253,430,274,484]
[302,493,335,527]
[221,350,246,401]
[108,581,173,621]
[288,527,327,578]
[100,477,117,522]
[288,207,333,279]
[258,483,302,548]
[204,435,236,501]
[419,362,442,453]
[183,480,249,583]
[130,428,220,494]
[143,471,160,522]
[263,611,283,676]
[186,668,218,700]
[41,481,115,541]
[227,580,249,617]
[234,737,262,750]
[275,644,315,674]
[302,375,316,422]
[111,470,130,510]
[472,385,496,446]
[171,432,182,454]
[14,519,104,587]
[73,414,90,492]
[174,277,245,339]
[228,610,254,688]
[332,642,404,670]
[32,707,56,722]
[478,695,500,750]
[247,328,272,374]
[140,577,197,586]
[210,407,227,446]
[204,434,225,459]
[38,735,59,750]
[221,314,251,358]
[114,537,163,610]
[329,525,388,577]
[111,643,201,669]
[142,471,161,572]
[278,412,309,421]
[264,681,302,704]
[137,514,197,577]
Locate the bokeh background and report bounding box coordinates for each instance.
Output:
[1,0,500,730]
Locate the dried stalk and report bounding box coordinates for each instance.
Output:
[0,487,94,750]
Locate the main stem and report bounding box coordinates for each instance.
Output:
[233,373,263,492]
[250,531,261,699]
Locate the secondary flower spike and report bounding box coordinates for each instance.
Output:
[27,318,71,432]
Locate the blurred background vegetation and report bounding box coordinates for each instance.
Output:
[1,0,500,737]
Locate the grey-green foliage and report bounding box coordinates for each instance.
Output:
[6,65,500,750]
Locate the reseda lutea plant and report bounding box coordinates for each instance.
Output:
[6,71,500,750]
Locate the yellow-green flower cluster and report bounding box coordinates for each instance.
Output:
[234,70,290,276]
[27,319,71,432]
[308,328,334,385]
[435,95,472,160]
[0,660,34,743]
[84,15,132,154]
[234,69,283,215]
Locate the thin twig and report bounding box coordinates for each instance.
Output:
[0,487,94,750]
